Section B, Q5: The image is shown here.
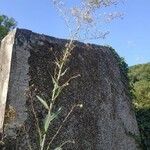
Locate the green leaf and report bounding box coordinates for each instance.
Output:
[44,108,62,132]
[44,112,51,132]
[50,108,62,122]
[36,95,49,110]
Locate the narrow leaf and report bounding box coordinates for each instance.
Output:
[44,108,62,131]
[50,107,62,122]
[44,113,51,132]
[36,95,49,110]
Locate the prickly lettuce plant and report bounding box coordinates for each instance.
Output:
[30,0,123,149]
[36,39,82,150]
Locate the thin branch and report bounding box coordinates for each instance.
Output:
[29,93,42,144]
[59,140,75,148]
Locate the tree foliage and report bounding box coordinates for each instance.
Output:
[128,63,150,109]
[0,15,17,41]
[128,63,150,149]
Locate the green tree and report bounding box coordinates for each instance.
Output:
[128,63,150,149]
[0,15,17,41]
[128,63,150,109]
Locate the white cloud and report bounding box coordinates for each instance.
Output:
[127,40,136,47]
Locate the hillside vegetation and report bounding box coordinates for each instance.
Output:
[128,63,150,149]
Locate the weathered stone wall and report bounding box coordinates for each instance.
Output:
[0,30,16,134]
[0,29,140,150]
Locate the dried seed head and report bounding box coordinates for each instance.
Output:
[77,104,83,108]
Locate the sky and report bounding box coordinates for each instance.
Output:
[0,0,150,66]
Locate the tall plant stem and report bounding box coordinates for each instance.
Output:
[39,24,81,150]
[39,39,74,150]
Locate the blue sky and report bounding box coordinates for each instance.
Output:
[0,0,149,66]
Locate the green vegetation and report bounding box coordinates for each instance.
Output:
[110,49,150,149]
[0,14,17,41]
[128,63,150,150]
[108,46,128,77]
[128,63,150,109]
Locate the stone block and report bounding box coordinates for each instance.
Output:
[0,29,140,150]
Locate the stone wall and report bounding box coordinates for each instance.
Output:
[0,30,16,134]
[0,29,140,150]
